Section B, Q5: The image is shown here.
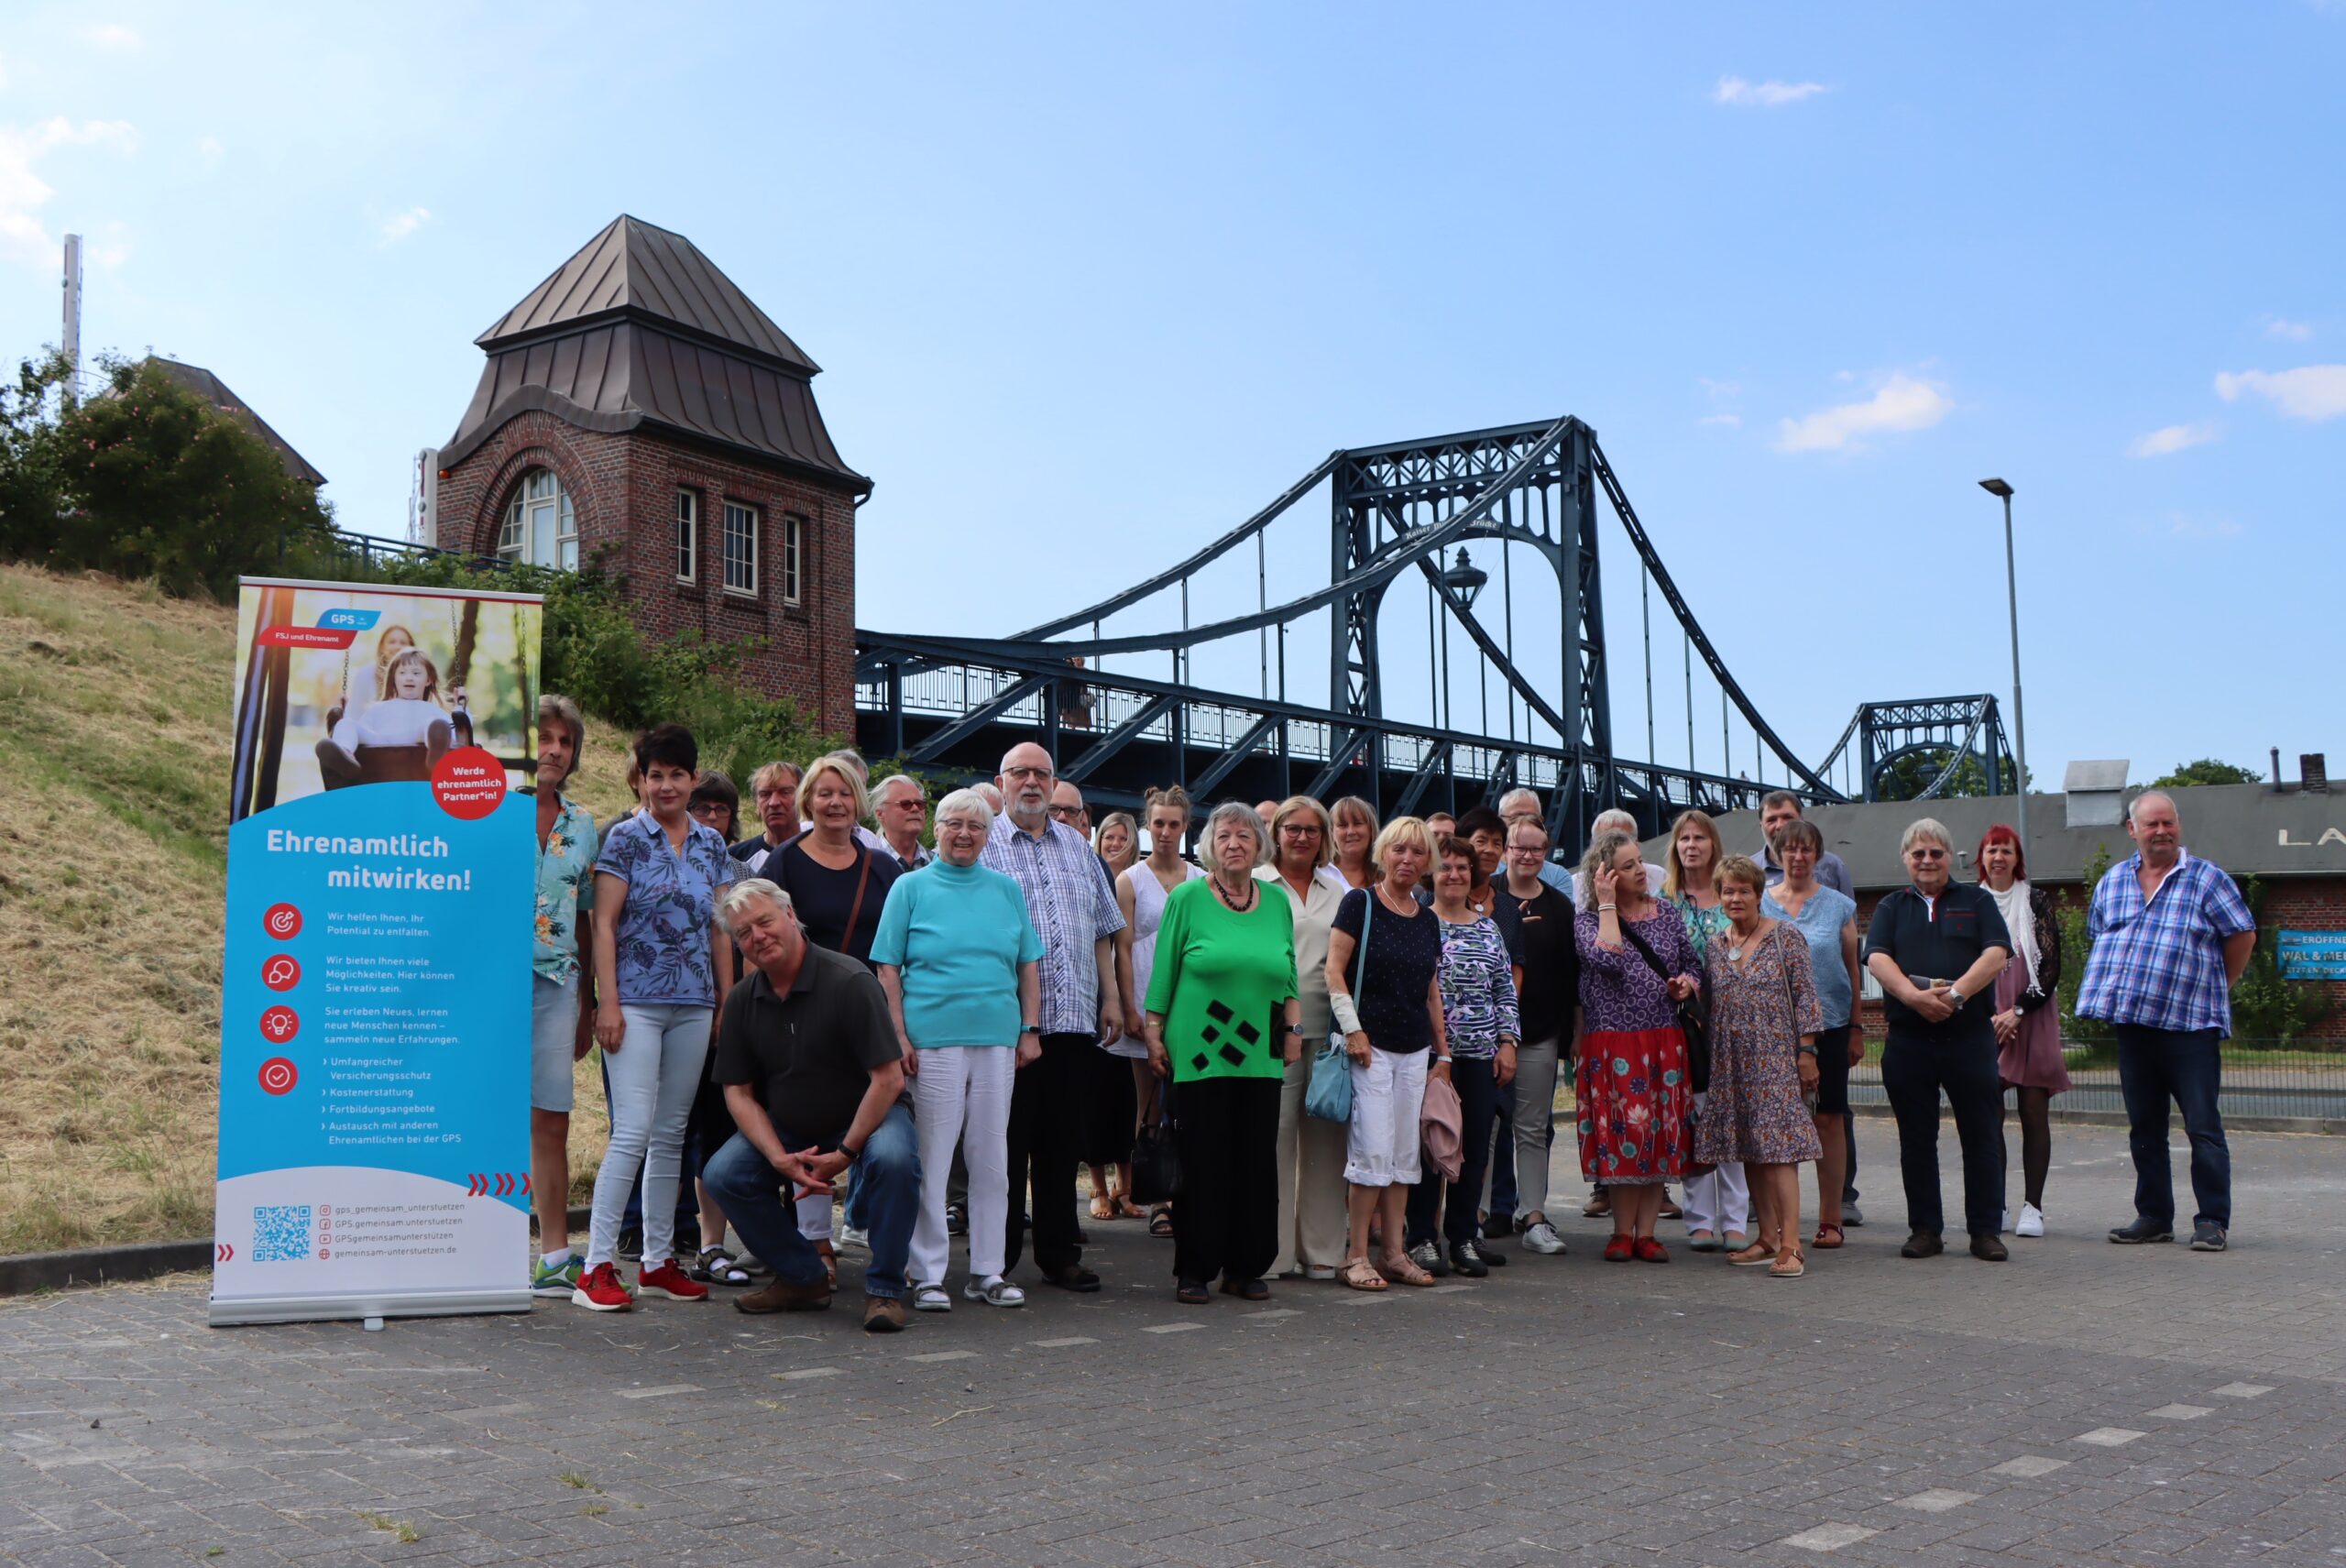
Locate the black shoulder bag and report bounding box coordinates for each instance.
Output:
[1619,918,1711,1093]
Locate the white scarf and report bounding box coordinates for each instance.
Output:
[1988,878,2041,995]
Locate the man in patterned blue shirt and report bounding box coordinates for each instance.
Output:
[2077,791,2257,1252]
[981,740,1126,1291]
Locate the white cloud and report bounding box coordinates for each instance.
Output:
[378,205,433,244]
[84,23,140,47]
[1697,376,1740,400]
[1773,371,1953,454]
[1713,76,1828,108]
[2264,317,2313,342]
[2214,365,2346,422]
[2128,422,2220,458]
[0,117,140,270]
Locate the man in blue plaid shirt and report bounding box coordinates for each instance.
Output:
[2077,791,2256,1253]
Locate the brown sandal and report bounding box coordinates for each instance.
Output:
[1768,1247,1806,1279]
[1089,1193,1117,1222]
[1339,1258,1387,1292]
[1377,1254,1437,1288]
[1812,1223,1846,1249]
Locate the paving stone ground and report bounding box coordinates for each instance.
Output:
[4,1118,2344,1566]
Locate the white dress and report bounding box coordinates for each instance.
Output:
[1119,860,1203,1061]
[333,697,446,751]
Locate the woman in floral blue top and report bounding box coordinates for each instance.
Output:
[1403,837,1520,1278]
[578,724,738,1312]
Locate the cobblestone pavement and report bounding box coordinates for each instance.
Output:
[4,1119,2344,1566]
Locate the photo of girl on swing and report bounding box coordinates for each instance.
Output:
[230,578,542,823]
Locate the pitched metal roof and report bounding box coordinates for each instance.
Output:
[475,214,818,373]
[443,217,867,489]
[140,357,327,487]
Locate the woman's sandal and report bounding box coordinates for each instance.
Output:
[1378,1254,1437,1288]
[816,1238,838,1289]
[1339,1258,1388,1292]
[1727,1240,1775,1266]
[1114,1196,1146,1220]
[1147,1205,1175,1238]
[1812,1223,1846,1250]
[1768,1247,1806,1279]
[1089,1193,1117,1223]
[692,1245,751,1287]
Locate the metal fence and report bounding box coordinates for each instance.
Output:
[1846,1037,2346,1124]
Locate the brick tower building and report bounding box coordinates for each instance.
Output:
[434,215,871,733]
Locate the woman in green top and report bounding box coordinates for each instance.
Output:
[1145,801,1302,1304]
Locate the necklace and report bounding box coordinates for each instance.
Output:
[1211,877,1256,913]
[1728,923,1760,962]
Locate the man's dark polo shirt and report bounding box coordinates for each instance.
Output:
[715,943,901,1140]
[1860,882,2012,1049]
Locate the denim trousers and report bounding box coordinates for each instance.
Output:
[1407,1055,1499,1249]
[702,1102,921,1299]
[586,1003,709,1269]
[2114,1024,2231,1228]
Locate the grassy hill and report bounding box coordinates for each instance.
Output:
[0,563,639,1254]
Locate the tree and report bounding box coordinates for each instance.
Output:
[2151,758,2262,789]
[0,352,348,598]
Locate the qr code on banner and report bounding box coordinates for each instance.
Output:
[252,1204,313,1263]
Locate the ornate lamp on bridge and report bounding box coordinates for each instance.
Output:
[1439,548,1488,610]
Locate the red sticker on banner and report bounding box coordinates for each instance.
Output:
[258,1056,299,1094]
[261,954,301,992]
[256,625,358,650]
[432,747,508,820]
[263,903,302,940]
[259,1005,300,1044]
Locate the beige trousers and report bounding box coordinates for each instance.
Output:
[1273,1051,1354,1275]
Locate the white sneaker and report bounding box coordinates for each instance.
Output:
[838,1224,870,1252]
[2015,1203,2045,1238]
[1520,1221,1567,1255]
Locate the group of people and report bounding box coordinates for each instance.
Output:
[518,696,2262,1333]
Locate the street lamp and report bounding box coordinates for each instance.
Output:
[1440,547,1488,609]
[1979,477,2030,853]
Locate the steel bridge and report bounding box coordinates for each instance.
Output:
[848,415,1997,848]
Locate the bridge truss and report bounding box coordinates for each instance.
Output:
[855,414,1869,848]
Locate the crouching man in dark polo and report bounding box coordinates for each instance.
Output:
[703,878,921,1333]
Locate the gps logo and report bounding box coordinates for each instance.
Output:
[317,609,381,630]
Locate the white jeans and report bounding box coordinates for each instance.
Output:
[908,1046,1014,1286]
[1683,1090,1749,1236]
[586,1003,709,1270]
[1344,1047,1428,1188]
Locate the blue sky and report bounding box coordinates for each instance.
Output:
[5,4,2341,788]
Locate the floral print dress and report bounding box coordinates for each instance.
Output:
[1573,905,1699,1185]
[1695,924,1826,1166]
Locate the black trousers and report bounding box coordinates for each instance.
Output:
[1003,1031,1091,1276]
[1171,1075,1281,1286]
[1881,1028,2003,1238]
[1079,1046,1138,1168]
[1406,1055,1499,1249]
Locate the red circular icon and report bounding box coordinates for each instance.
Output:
[259,1005,300,1044]
[432,746,509,821]
[258,1056,299,1094]
[261,954,301,992]
[263,903,302,940]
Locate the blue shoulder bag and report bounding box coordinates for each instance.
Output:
[1305,890,1367,1123]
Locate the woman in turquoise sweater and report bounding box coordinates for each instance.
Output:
[872,788,1044,1313]
[1145,800,1302,1304]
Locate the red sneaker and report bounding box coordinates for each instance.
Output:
[570,1261,634,1312]
[1634,1236,1671,1264]
[637,1259,709,1301]
[1602,1234,1634,1263]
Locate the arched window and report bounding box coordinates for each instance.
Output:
[497,469,578,569]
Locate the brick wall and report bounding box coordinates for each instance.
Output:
[437,412,861,736]
[1848,873,2346,1043]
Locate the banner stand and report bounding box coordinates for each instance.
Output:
[211,576,543,1328]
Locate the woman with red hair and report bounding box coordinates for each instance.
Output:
[1977,825,2066,1238]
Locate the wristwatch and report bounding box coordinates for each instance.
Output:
[1020,1023,1041,1035]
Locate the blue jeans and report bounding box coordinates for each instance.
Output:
[2114,1025,2230,1228]
[702,1104,921,1299]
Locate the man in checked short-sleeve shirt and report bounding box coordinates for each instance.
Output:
[981,740,1126,1291]
[2077,790,2257,1252]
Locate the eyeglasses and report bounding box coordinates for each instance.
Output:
[1908,848,1947,861]
[1278,824,1322,838]
[1047,805,1083,820]
[1003,765,1054,782]
[687,802,728,818]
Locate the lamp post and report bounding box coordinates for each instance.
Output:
[1979,478,2029,853]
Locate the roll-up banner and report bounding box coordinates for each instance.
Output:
[212,576,543,1326]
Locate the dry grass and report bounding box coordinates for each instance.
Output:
[0,563,638,1254]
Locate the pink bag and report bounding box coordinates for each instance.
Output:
[1419,1065,1464,1182]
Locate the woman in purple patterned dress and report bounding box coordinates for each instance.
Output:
[1699,856,1825,1279]
[1574,829,1700,1262]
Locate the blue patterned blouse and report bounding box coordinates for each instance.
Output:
[594,812,740,1008]
[1436,914,1520,1061]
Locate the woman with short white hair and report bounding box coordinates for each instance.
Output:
[872,789,1045,1310]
